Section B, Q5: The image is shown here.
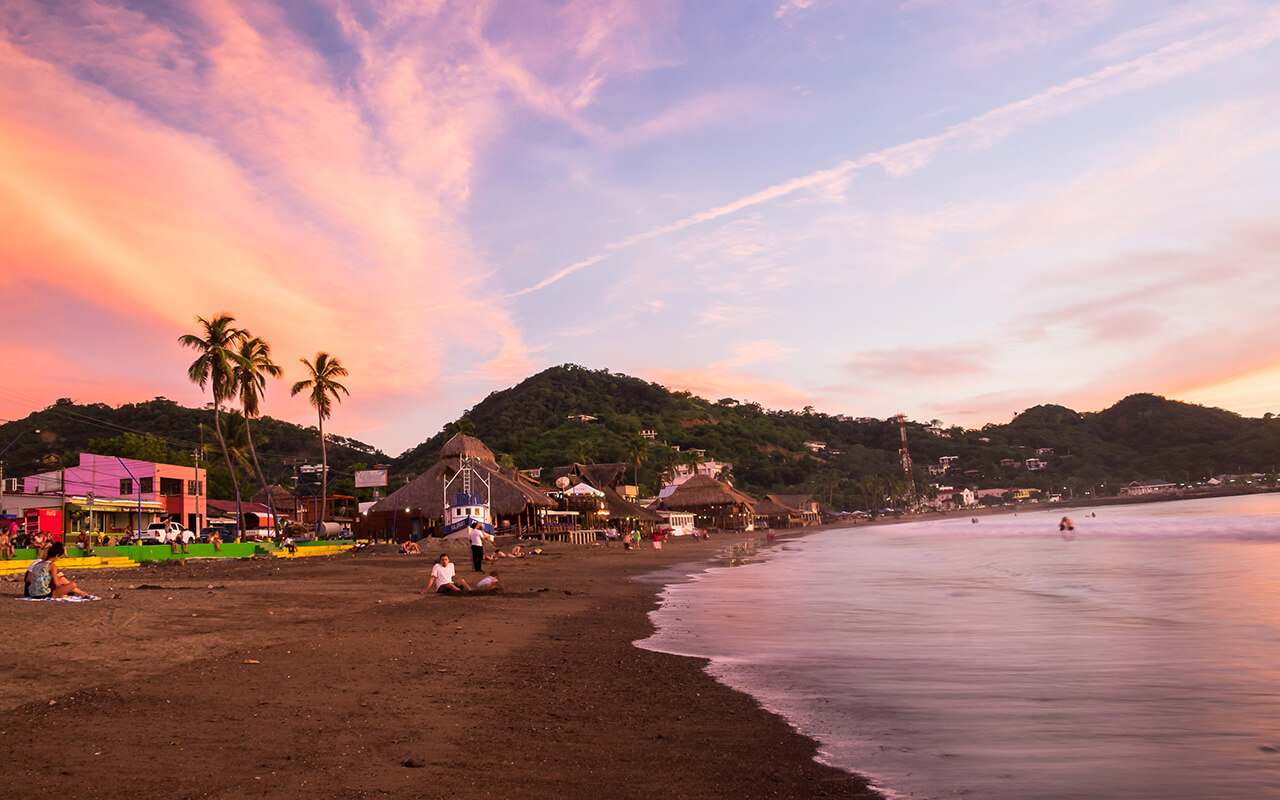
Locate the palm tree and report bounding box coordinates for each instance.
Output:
[179,315,248,537]
[625,434,647,489]
[291,352,349,533]
[234,334,283,529]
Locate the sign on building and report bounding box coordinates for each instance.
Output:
[354,469,389,488]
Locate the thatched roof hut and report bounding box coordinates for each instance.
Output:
[552,462,626,489]
[660,474,756,531]
[554,462,659,526]
[440,433,495,463]
[600,485,663,523]
[369,434,553,535]
[371,459,553,520]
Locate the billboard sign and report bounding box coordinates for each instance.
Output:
[354,469,389,488]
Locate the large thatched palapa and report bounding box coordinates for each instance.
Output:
[364,434,554,540]
[659,473,757,531]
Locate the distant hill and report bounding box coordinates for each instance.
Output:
[390,365,1280,508]
[0,397,387,501]
[6,372,1275,510]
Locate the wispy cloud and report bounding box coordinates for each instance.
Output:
[843,346,992,382]
[647,367,816,410]
[0,0,677,442]
[512,6,1280,296]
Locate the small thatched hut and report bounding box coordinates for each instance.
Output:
[363,434,554,541]
[753,494,822,528]
[659,474,757,532]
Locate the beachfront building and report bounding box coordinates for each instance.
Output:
[668,456,733,486]
[1119,480,1176,496]
[752,494,821,529]
[206,499,282,535]
[19,453,205,534]
[552,462,663,533]
[658,473,757,532]
[363,433,554,542]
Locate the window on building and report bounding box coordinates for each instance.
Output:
[160,477,183,496]
[140,477,154,494]
[119,478,133,495]
[188,480,200,496]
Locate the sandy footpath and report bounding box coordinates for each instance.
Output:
[0,535,881,800]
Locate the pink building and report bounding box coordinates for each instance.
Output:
[23,453,206,533]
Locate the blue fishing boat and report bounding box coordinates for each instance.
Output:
[442,456,494,535]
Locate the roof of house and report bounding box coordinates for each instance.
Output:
[768,494,816,510]
[440,432,496,463]
[370,443,554,517]
[600,485,664,521]
[207,499,271,514]
[660,474,756,510]
[751,497,794,517]
[552,462,627,490]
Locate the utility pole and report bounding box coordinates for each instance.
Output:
[192,450,202,531]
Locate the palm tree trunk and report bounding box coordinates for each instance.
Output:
[244,417,274,538]
[318,414,327,537]
[213,404,243,539]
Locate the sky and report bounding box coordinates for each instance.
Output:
[1,0,1278,456]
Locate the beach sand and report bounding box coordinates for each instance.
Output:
[0,535,880,799]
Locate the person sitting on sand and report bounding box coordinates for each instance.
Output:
[25,542,93,599]
[473,572,503,594]
[400,539,421,555]
[426,553,471,594]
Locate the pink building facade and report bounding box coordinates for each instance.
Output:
[23,453,206,533]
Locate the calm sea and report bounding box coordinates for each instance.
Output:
[638,494,1280,800]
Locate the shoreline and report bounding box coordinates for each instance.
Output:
[0,532,881,799]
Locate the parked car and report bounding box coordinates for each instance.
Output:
[198,526,236,544]
[137,521,195,545]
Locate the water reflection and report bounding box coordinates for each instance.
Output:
[642,495,1280,800]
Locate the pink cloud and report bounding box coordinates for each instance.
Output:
[843,346,991,382]
[647,368,816,410]
[1,0,686,446]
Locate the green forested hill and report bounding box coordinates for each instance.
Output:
[391,365,1280,508]
[5,371,1275,510]
[0,397,386,501]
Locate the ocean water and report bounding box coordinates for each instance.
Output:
[638,494,1280,800]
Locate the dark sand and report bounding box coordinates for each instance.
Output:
[0,535,881,799]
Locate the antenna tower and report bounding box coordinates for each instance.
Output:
[892,414,916,503]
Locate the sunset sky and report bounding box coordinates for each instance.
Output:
[2,1,1278,455]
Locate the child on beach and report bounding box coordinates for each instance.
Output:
[474,572,503,593]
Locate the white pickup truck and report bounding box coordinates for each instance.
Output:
[136,521,196,545]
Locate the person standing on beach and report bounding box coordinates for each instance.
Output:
[468,522,493,572]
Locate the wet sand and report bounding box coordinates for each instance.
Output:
[0,535,880,799]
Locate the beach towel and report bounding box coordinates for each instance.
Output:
[15,595,101,602]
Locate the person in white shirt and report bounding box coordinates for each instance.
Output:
[467,522,494,572]
[474,572,503,594]
[426,553,471,594]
